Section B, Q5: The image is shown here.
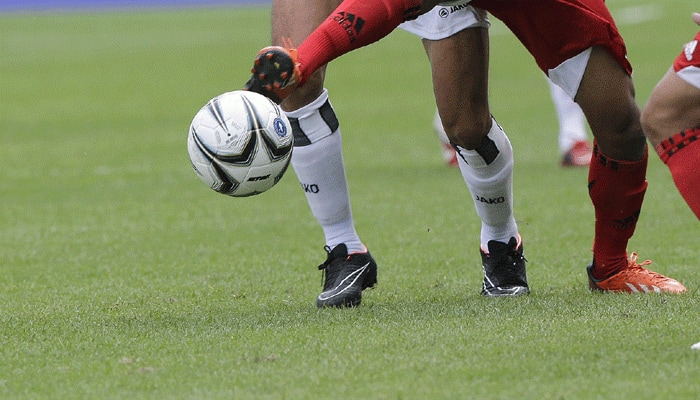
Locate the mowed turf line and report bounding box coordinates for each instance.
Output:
[1,2,699,399]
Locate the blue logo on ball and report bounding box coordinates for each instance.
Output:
[273,118,287,137]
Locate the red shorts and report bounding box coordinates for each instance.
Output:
[674,31,700,71]
[673,31,700,89]
[472,0,632,75]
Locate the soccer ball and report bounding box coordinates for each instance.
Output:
[187,90,293,197]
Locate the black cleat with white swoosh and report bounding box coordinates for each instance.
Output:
[316,244,377,308]
[480,236,530,297]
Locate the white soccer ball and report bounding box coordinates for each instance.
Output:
[187,90,293,197]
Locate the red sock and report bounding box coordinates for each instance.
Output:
[295,0,422,84]
[587,143,648,279]
[655,128,700,219]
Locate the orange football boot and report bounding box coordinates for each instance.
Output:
[244,38,301,104]
[587,253,687,294]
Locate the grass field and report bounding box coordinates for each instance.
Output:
[1,1,699,398]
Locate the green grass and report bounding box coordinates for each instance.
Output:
[1,2,700,398]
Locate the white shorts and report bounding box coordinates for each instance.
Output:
[398,3,489,41]
[548,48,592,100]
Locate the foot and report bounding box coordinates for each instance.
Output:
[561,140,592,167]
[480,236,530,297]
[244,44,301,103]
[317,244,378,308]
[587,253,687,293]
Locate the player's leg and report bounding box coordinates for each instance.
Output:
[291,0,447,81]
[248,0,445,99]
[548,77,591,167]
[564,51,685,293]
[271,0,377,308]
[400,3,484,168]
[417,11,527,296]
[572,46,650,277]
[642,68,700,147]
[436,71,591,168]
[481,0,685,293]
[641,51,700,219]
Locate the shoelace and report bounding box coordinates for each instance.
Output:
[318,245,331,288]
[318,245,344,289]
[627,252,654,272]
[627,252,651,268]
[625,252,668,280]
[504,249,527,268]
[317,245,333,270]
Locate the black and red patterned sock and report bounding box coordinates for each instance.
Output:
[587,143,648,279]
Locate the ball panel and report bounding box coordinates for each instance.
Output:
[187,126,242,195]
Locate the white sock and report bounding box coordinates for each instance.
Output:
[454,117,518,250]
[287,90,365,253]
[548,77,588,154]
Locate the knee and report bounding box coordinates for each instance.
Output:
[441,112,492,150]
[598,106,648,159]
[615,106,647,149]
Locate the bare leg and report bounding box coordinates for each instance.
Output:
[425,26,527,296]
[642,68,700,147]
[641,58,700,218]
